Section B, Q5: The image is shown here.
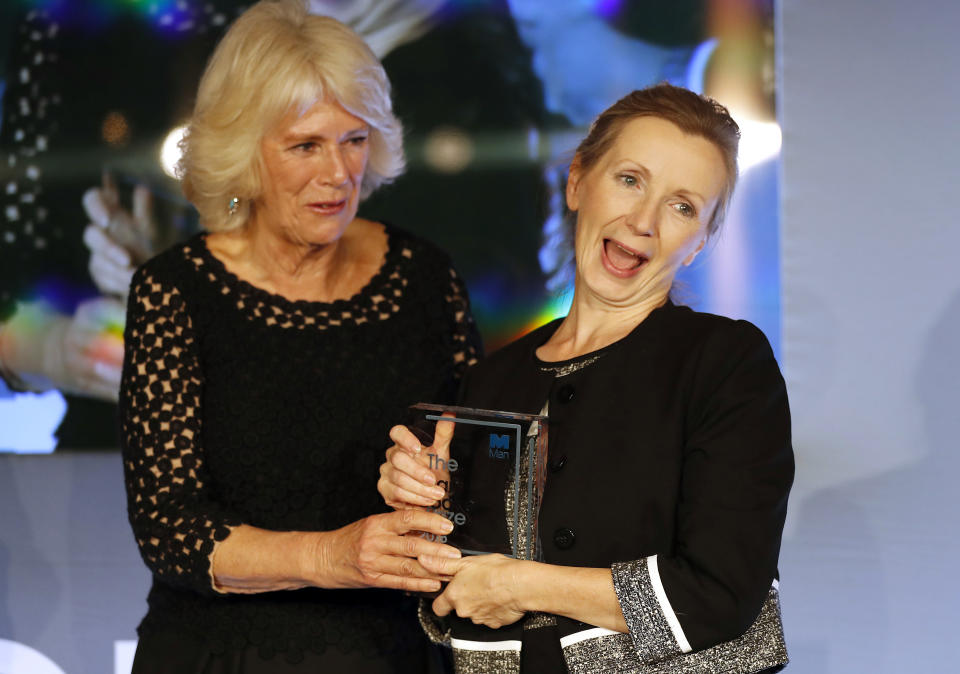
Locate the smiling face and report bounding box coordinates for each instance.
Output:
[252,98,370,247]
[567,116,728,308]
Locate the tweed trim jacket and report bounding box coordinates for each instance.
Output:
[422,302,793,673]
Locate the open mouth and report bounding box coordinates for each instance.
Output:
[308,199,347,214]
[602,238,648,276]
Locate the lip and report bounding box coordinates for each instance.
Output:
[306,198,347,215]
[600,238,648,278]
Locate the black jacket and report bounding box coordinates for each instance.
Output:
[439,302,793,672]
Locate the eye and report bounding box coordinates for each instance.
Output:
[617,173,638,187]
[672,202,697,218]
[346,135,369,147]
[291,141,316,153]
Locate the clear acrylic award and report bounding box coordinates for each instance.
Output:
[407,403,548,561]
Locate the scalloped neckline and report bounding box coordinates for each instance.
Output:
[194,228,400,310]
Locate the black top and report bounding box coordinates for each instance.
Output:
[446,301,792,670]
[119,226,481,666]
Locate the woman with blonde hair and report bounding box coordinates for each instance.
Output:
[120,1,479,671]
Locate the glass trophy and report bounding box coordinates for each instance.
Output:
[407,403,548,561]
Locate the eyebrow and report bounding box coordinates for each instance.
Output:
[614,160,651,182]
[676,188,707,205]
[614,160,707,204]
[282,125,369,142]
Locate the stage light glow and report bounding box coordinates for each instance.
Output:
[513,292,573,342]
[423,126,473,173]
[160,125,186,179]
[736,119,781,173]
[101,111,130,146]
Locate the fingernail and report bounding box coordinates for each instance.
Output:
[441,548,461,559]
[427,580,441,591]
[441,520,454,533]
[429,487,445,499]
[422,472,437,484]
[412,443,422,453]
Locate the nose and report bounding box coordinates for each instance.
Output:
[318,145,349,187]
[625,197,657,237]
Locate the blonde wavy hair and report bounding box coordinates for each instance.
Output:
[178,0,405,231]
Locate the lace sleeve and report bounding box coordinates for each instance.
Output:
[119,266,240,594]
[444,265,483,376]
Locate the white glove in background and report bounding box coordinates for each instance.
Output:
[0,299,125,401]
[82,180,157,299]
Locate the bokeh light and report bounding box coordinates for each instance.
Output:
[160,125,186,179]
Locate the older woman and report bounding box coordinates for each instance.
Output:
[119,1,479,672]
[380,84,793,673]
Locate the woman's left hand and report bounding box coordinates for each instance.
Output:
[420,553,526,628]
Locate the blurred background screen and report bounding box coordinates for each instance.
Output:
[0,0,779,452]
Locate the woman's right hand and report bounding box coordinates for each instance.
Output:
[317,509,460,593]
[378,421,452,509]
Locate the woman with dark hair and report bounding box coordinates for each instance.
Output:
[380,83,793,673]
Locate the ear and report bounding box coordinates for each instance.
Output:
[682,236,707,267]
[565,157,583,212]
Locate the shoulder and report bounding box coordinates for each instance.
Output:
[382,223,462,289]
[471,320,559,379]
[648,303,774,360]
[381,223,451,263]
[130,234,205,294]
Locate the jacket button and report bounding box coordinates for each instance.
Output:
[549,454,567,472]
[556,384,575,403]
[553,527,575,550]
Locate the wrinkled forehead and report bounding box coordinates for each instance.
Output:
[604,117,726,189]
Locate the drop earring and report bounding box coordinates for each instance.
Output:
[228,196,240,216]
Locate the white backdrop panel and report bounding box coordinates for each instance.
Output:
[779,0,960,670]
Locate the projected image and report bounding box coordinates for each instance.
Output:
[0,0,777,451]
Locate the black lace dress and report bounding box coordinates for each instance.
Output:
[119,226,481,672]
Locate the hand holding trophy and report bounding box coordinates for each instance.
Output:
[382,404,549,561]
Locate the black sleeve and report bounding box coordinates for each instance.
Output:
[612,320,793,657]
[119,264,242,593]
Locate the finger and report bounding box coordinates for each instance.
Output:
[379,465,443,507]
[84,224,132,267]
[390,450,444,491]
[432,413,457,459]
[389,509,458,537]
[366,551,444,579]
[93,361,123,389]
[132,184,153,230]
[372,574,442,594]
[378,469,436,508]
[75,296,126,327]
[389,425,424,454]
[386,483,443,508]
[419,553,464,576]
[383,533,461,562]
[82,189,111,228]
[89,256,132,296]
[432,591,453,617]
[102,171,119,209]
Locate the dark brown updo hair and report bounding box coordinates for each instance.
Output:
[573,83,740,237]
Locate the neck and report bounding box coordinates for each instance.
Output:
[244,222,345,287]
[542,288,669,360]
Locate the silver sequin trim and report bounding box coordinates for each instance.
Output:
[611,558,683,661]
[417,599,451,646]
[564,631,638,673]
[453,647,520,673]
[502,403,547,562]
[563,585,789,673]
[539,352,604,377]
[523,611,557,630]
